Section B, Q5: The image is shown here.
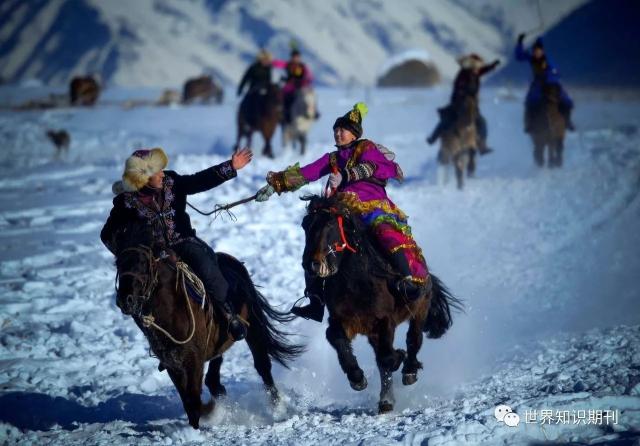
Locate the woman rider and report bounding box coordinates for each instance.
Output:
[101,147,252,340]
[255,103,431,322]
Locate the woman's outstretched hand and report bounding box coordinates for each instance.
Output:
[232,147,253,170]
[256,184,275,202]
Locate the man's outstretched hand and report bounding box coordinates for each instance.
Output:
[232,147,253,170]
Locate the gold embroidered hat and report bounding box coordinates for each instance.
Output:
[333,102,368,139]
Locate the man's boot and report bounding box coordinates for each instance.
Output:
[221,300,247,341]
[477,138,493,155]
[291,293,324,322]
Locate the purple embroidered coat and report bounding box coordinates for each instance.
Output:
[299,139,401,202]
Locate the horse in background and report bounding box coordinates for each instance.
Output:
[437,96,478,190]
[300,195,461,413]
[528,83,567,168]
[69,76,100,106]
[113,222,303,429]
[236,84,282,158]
[182,75,224,104]
[282,87,317,155]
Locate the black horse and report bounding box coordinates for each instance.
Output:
[114,222,304,428]
[301,195,462,413]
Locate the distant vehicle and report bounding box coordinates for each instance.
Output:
[182,75,223,104]
[69,75,100,106]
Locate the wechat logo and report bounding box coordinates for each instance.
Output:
[495,404,520,427]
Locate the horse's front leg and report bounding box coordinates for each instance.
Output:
[167,358,209,429]
[368,318,405,414]
[402,314,426,386]
[326,317,367,391]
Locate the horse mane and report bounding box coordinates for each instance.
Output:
[300,194,396,282]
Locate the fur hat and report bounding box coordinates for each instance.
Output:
[112,148,168,194]
[333,102,368,139]
[458,53,484,70]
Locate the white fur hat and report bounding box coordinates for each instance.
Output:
[458,53,484,70]
[112,147,168,194]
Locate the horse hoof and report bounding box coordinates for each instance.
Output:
[349,376,368,391]
[211,384,226,398]
[201,399,215,416]
[378,401,394,414]
[402,373,418,386]
[188,417,200,430]
[267,387,280,405]
[392,349,407,372]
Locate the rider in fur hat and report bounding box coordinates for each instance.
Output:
[102,147,253,340]
[427,53,499,153]
[255,103,431,322]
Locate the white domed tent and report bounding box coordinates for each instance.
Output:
[377,50,440,87]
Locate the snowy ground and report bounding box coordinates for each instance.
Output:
[0,85,639,445]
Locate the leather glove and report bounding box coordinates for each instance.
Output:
[256,184,275,202]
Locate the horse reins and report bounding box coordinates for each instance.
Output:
[117,246,198,345]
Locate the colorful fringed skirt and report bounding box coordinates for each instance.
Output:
[339,193,429,284]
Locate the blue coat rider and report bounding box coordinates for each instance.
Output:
[515,34,575,132]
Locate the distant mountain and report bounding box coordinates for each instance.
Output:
[0,0,501,87]
[489,0,640,87]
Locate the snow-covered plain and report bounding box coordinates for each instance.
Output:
[0,85,639,445]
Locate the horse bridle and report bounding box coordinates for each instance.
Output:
[116,245,160,314]
[310,207,357,257]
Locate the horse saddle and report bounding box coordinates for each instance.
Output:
[159,250,208,309]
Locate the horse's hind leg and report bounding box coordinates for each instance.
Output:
[368,318,405,414]
[205,356,226,397]
[326,318,367,391]
[300,134,306,155]
[246,329,279,403]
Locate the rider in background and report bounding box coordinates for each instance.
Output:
[427,53,499,154]
[237,49,275,124]
[254,103,431,322]
[101,147,253,340]
[279,49,315,124]
[515,34,575,132]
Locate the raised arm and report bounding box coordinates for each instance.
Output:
[479,60,500,76]
[515,34,531,62]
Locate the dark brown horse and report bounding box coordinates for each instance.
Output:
[236,84,282,158]
[528,83,566,168]
[300,195,461,413]
[114,223,303,429]
[182,75,224,104]
[69,76,100,106]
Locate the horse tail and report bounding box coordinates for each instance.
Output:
[217,253,305,367]
[424,273,464,339]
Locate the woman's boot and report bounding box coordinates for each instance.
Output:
[390,251,425,301]
[291,275,325,322]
